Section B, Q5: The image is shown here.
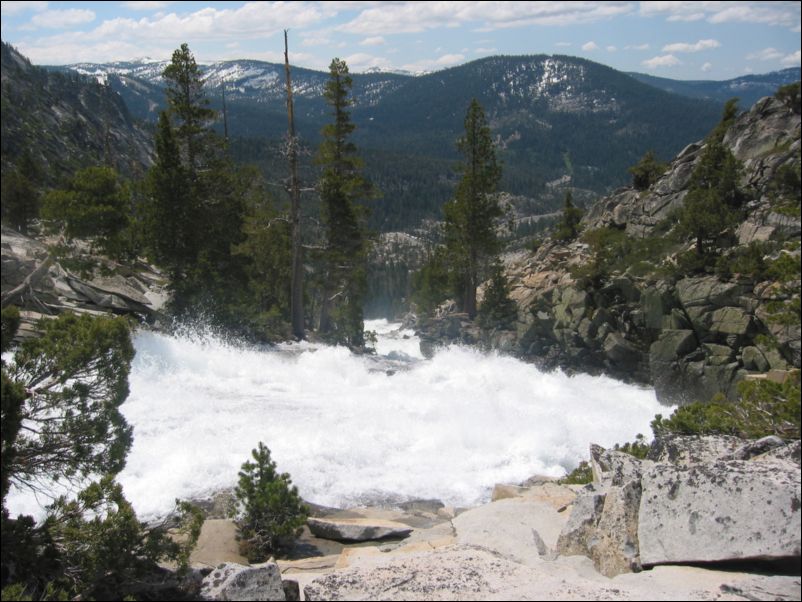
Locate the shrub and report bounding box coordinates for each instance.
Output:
[235,442,308,562]
[651,375,801,439]
[613,433,650,459]
[560,460,593,485]
[628,150,667,191]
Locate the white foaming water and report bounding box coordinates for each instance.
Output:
[7,320,669,520]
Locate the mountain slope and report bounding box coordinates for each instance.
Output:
[1,42,152,182]
[52,53,725,231]
[629,68,801,108]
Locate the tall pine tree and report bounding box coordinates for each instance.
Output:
[316,58,371,347]
[443,99,502,319]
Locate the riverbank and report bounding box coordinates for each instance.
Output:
[191,434,801,601]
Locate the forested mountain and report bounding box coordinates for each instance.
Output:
[629,67,801,109]
[0,42,152,183]
[54,53,726,231]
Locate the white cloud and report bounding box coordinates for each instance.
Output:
[746,47,783,61]
[0,1,48,16]
[401,52,466,73]
[122,1,174,10]
[360,35,385,46]
[701,61,712,72]
[339,1,634,35]
[15,2,329,64]
[343,51,391,72]
[475,47,497,54]
[607,45,617,52]
[582,41,599,51]
[30,8,95,29]
[642,54,681,69]
[781,50,801,66]
[662,39,720,53]
[625,43,650,50]
[640,2,800,29]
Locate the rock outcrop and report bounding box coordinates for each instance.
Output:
[2,226,167,335]
[306,517,413,542]
[416,95,801,405]
[200,562,285,601]
[557,435,802,577]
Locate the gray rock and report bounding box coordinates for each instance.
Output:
[741,346,769,372]
[306,517,412,542]
[725,436,787,461]
[638,460,801,566]
[590,445,648,488]
[676,277,742,309]
[555,486,606,558]
[452,497,568,565]
[200,562,285,601]
[650,330,698,364]
[603,333,640,367]
[709,306,753,339]
[647,435,744,466]
[591,480,642,577]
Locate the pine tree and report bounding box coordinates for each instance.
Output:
[144,112,193,278]
[317,58,371,346]
[443,99,502,319]
[677,100,744,257]
[554,190,583,242]
[478,261,518,331]
[162,43,217,172]
[628,150,667,191]
[234,442,308,562]
[145,43,247,319]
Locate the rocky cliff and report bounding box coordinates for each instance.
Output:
[419,95,801,405]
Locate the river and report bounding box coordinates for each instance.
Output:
[6,319,668,520]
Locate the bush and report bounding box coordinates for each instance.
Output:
[628,150,667,191]
[235,442,308,562]
[613,433,650,459]
[478,262,518,331]
[560,460,593,485]
[651,375,801,439]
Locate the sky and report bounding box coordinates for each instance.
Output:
[1,1,800,79]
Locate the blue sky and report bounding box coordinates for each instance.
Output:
[1,1,800,79]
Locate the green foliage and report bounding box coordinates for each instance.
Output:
[1,308,25,504]
[1,310,203,599]
[613,434,650,459]
[553,190,583,242]
[41,477,202,600]
[560,461,593,485]
[4,312,134,493]
[235,442,308,562]
[628,150,667,191]
[443,99,503,318]
[317,58,371,347]
[571,226,676,285]
[478,262,518,331]
[769,161,801,217]
[1,152,41,234]
[41,166,132,257]
[714,241,771,280]
[675,102,745,257]
[2,478,203,600]
[411,248,451,315]
[651,375,801,439]
[764,246,802,327]
[143,43,248,324]
[232,181,293,342]
[775,81,801,114]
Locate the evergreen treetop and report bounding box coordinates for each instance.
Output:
[443,98,503,318]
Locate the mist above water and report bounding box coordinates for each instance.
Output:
[7,320,668,520]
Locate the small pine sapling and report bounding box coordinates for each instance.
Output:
[234,442,308,562]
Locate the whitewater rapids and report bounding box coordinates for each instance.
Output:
[7,320,669,520]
